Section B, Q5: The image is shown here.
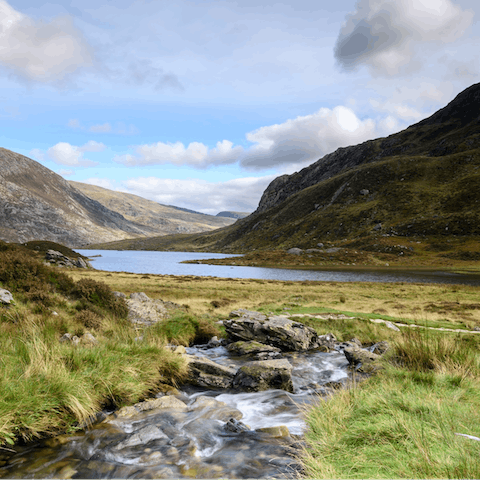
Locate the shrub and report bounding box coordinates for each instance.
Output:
[71,278,128,318]
[75,310,103,330]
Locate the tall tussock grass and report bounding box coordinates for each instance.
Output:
[0,242,188,447]
[303,328,480,478]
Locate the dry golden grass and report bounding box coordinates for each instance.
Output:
[69,270,480,330]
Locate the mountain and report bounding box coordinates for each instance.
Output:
[69,182,235,234]
[216,211,250,219]
[0,150,233,247]
[86,82,480,253]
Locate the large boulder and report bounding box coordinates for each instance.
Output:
[185,355,236,389]
[0,288,14,305]
[224,311,320,352]
[126,292,177,326]
[232,359,294,393]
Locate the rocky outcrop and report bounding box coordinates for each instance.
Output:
[232,359,294,393]
[224,310,321,352]
[45,250,91,268]
[126,292,182,326]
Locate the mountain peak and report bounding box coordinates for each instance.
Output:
[416,82,480,127]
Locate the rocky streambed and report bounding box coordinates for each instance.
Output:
[0,309,387,479]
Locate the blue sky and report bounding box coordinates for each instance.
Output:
[1,0,478,214]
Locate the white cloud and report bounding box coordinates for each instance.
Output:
[0,0,93,84]
[112,106,400,172]
[114,140,243,168]
[46,141,104,167]
[121,175,274,215]
[335,0,474,76]
[240,106,395,170]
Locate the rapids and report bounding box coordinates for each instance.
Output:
[0,345,350,479]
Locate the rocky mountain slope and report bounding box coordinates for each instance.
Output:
[0,150,233,247]
[70,182,234,234]
[87,82,480,253]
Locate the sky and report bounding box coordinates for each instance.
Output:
[1,0,478,215]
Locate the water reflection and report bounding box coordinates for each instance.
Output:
[75,250,480,285]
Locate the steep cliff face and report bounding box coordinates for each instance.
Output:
[255,82,480,215]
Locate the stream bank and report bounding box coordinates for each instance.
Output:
[0,309,386,479]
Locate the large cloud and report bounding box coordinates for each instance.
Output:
[334,0,474,76]
[45,141,105,167]
[114,140,243,168]
[0,0,93,84]
[85,175,275,215]
[240,106,385,170]
[113,106,398,171]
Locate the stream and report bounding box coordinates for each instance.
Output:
[0,345,350,479]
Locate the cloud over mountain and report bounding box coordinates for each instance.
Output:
[334,0,474,76]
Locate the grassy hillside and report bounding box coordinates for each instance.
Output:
[85,148,480,267]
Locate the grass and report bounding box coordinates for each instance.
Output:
[302,330,480,479]
[69,269,480,331]
[0,242,189,447]
[3,241,480,479]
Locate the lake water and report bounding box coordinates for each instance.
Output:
[75,250,480,285]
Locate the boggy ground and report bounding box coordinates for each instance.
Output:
[2,243,480,478]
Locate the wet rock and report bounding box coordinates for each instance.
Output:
[316,333,337,352]
[224,418,251,433]
[206,336,222,348]
[115,406,139,418]
[227,340,281,359]
[185,355,236,389]
[232,359,294,393]
[188,396,243,422]
[224,311,320,352]
[344,345,381,373]
[0,288,13,305]
[256,425,290,437]
[113,425,167,450]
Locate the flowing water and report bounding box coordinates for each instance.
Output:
[0,345,350,479]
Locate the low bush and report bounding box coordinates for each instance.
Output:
[74,310,103,330]
[71,278,128,318]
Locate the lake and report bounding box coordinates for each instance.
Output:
[75,250,480,285]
